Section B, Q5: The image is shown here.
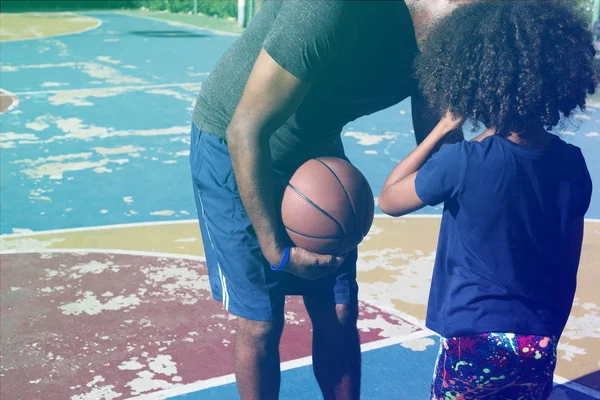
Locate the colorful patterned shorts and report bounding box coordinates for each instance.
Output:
[431,333,558,400]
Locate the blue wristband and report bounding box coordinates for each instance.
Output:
[270,247,291,271]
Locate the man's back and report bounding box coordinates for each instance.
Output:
[193,0,418,173]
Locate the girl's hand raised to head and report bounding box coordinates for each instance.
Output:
[439,110,464,132]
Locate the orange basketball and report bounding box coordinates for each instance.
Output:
[281,157,374,255]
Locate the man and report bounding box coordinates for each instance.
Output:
[189,1,463,398]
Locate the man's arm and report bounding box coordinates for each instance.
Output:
[411,86,464,146]
[227,49,343,279]
[227,49,307,266]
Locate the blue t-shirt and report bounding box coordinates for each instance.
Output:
[415,135,592,338]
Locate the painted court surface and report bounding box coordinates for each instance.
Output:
[1,12,599,400]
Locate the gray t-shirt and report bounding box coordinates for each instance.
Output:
[192,0,419,174]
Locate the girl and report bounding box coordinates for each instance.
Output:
[378,1,597,399]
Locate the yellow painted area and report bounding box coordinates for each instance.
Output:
[0,13,100,42]
[1,217,599,384]
[24,222,204,256]
[0,89,17,114]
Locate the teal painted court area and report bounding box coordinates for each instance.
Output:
[169,342,596,400]
[1,12,600,400]
[1,13,599,235]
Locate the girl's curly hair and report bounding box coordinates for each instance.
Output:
[415,0,599,135]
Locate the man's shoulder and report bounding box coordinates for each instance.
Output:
[267,0,354,39]
[276,0,349,15]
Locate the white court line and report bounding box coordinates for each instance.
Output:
[553,375,600,399]
[0,12,103,43]
[0,88,20,114]
[125,330,434,400]
[374,213,600,223]
[2,214,599,239]
[0,219,198,239]
[12,82,203,96]
[0,214,406,239]
[362,300,430,331]
[0,247,206,261]
[125,327,600,400]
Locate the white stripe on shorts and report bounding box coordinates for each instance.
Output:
[222,271,229,310]
[197,189,230,311]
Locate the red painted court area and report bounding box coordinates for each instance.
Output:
[1,252,421,399]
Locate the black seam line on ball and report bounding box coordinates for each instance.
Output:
[285,225,344,240]
[314,158,356,218]
[287,182,346,236]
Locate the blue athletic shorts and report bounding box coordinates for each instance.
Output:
[189,124,359,321]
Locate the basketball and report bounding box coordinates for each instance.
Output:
[281,157,375,255]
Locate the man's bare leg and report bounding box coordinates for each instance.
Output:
[234,314,285,400]
[303,297,361,400]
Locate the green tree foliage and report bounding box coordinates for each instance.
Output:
[134,0,237,18]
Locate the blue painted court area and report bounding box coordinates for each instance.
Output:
[1,11,600,400]
[1,12,599,235]
[172,338,440,400]
[170,337,597,400]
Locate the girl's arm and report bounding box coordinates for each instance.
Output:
[378,111,462,217]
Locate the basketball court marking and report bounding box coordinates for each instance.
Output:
[1,248,427,399]
[552,377,600,400]
[0,12,102,42]
[0,88,19,114]
[1,214,598,239]
[0,247,208,261]
[128,330,435,400]
[2,217,598,398]
[11,82,204,96]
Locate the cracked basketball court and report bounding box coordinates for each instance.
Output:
[1,11,599,400]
